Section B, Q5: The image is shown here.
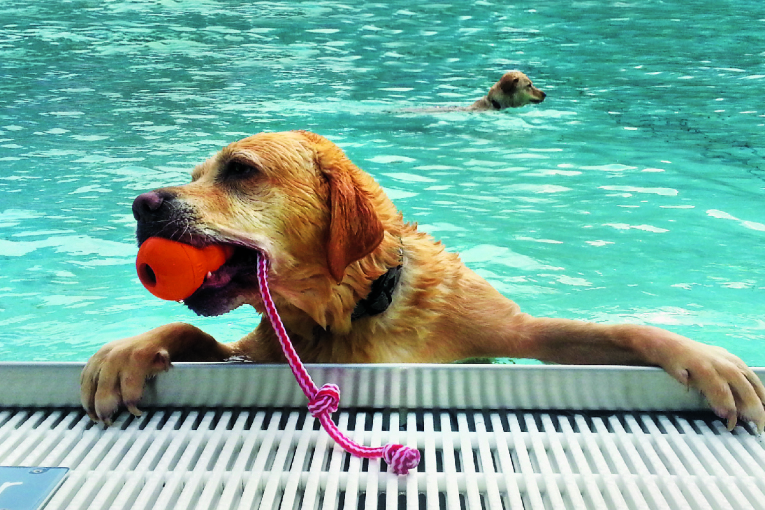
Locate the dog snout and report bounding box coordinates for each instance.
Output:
[133,191,172,222]
[530,88,546,103]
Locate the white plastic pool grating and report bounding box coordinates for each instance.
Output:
[0,363,763,509]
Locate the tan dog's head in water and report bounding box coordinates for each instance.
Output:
[470,70,546,110]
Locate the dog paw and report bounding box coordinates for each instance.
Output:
[665,344,765,433]
[80,335,171,425]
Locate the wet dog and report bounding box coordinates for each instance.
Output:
[467,70,546,110]
[402,70,546,113]
[81,130,764,432]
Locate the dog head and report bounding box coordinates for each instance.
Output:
[486,71,546,109]
[131,131,396,324]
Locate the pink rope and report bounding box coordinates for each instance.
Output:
[256,253,420,475]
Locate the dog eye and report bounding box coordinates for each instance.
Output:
[222,161,259,181]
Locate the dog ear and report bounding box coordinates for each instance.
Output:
[499,76,520,94]
[326,170,385,283]
[300,131,385,283]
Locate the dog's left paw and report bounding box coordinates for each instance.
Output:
[664,342,765,433]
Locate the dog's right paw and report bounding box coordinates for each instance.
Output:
[80,334,171,425]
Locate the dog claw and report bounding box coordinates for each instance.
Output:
[126,402,143,417]
[712,406,737,430]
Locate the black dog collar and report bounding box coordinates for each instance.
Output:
[351,246,404,321]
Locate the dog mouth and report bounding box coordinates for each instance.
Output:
[184,243,264,316]
[197,244,261,292]
[136,229,266,316]
[530,92,546,104]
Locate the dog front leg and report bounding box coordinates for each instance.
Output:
[511,315,765,432]
[80,322,235,424]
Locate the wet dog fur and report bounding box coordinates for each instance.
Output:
[81,130,765,432]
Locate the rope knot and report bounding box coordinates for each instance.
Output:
[307,384,340,418]
[382,443,421,475]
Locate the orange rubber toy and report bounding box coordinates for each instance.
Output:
[136,237,234,301]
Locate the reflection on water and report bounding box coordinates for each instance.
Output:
[1,0,763,363]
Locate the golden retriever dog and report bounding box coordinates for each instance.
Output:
[468,70,546,110]
[81,131,765,432]
[400,71,545,113]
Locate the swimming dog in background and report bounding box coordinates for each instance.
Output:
[468,70,546,110]
[400,70,546,113]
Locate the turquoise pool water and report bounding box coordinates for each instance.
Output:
[1,1,763,364]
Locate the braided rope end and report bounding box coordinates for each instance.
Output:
[382,443,421,475]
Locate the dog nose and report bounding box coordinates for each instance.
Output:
[133,191,168,221]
